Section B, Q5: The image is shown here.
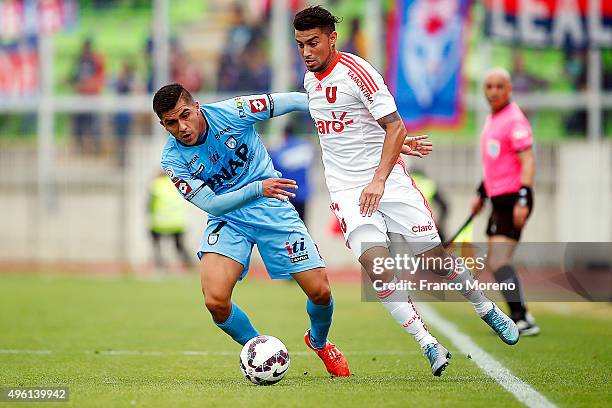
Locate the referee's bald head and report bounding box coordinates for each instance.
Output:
[484,67,512,113]
[484,67,511,84]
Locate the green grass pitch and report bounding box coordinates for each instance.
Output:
[0,274,610,407]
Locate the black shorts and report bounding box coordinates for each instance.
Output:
[486,193,532,241]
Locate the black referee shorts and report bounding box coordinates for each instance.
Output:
[486,193,532,241]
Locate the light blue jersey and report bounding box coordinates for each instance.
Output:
[160,93,325,278]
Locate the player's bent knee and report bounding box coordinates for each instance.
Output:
[204,297,232,323]
[310,284,332,305]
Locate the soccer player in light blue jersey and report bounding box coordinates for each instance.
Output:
[153,83,350,376]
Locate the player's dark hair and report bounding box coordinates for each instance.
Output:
[293,5,341,35]
[153,83,194,119]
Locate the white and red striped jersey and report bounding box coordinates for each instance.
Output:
[304,52,398,193]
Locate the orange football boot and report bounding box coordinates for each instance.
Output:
[304,330,350,377]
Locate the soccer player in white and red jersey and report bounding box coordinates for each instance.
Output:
[471,67,539,336]
[293,6,520,376]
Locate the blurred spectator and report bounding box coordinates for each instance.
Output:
[236,37,271,92]
[70,38,105,154]
[511,51,549,93]
[148,170,193,273]
[218,4,266,92]
[564,49,588,135]
[170,44,204,93]
[113,59,142,167]
[269,125,315,224]
[343,17,367,57]
[145,34,204,93]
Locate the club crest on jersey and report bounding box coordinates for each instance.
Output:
[488,140,500,158]
[325,86,337,103]
[249,98,267,113]
[207,232,219,245]
[225,136,237,149]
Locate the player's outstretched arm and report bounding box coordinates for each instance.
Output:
[236,92,308,124]
[189,178,298,217]
[270,92,309,116]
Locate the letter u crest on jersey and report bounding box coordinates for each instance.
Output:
[325,86,337,103]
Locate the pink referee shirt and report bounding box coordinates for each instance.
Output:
[480,102,533,197]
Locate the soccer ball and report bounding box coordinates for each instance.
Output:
[239,335,290,385]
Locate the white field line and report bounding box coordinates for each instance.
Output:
[418,303,557,408]
[0,349,418,357]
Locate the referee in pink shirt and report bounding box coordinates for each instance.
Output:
[472,67,540,336]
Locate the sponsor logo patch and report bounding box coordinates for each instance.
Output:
[347,70,374,103]
[203,143,250,190]
[174,179,192,196]
[249,98,267,113]
[214,126,232,140]
[285,236,309,263]
[188,155,199,167]
[208,147,220,164]
[234,97,246,118]
[411,222,435,233]
[191,164,204,178]
[315,111,353,134]
[512,128,529,140]
[163,166,174,178]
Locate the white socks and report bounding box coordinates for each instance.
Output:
[444,261,493,317]
[376,277,437,349]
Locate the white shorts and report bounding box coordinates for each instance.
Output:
[330,164,441,258]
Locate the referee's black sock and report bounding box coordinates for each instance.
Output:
[493,265,527,321]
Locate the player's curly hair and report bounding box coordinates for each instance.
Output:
[293,5,342,35]
[153,83,195,119]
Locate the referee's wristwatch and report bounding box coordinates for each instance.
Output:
[518,185,532,207]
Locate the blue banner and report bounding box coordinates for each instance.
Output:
[387,0,470,130]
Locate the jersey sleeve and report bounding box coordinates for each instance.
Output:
[346,55,398,120]
[161,146,263,217]
[232,92,308,126]
[509,116,533,152]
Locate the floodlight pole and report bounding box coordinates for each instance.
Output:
[586,48,601,143]
[365,0,383,71]
[153,0,170,109]
[38,34,55,211]
[269,0,290,145]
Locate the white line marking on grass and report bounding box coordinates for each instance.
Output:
[0,349,417,357]
[418,303,557,408]
[0,349,52,354]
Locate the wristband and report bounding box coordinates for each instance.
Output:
[477,181,487,199]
